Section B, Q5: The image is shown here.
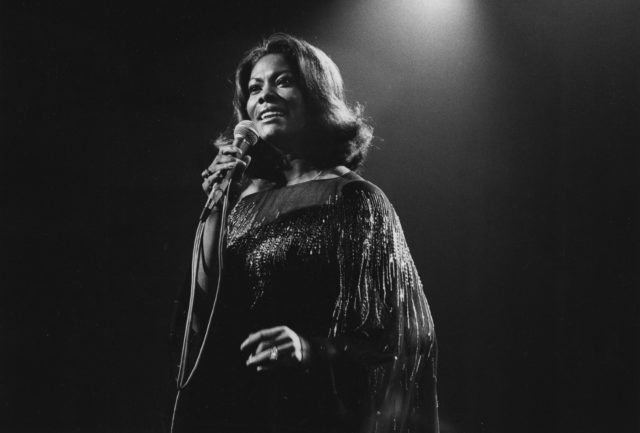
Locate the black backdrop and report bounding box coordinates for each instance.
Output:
[2,1,638,432]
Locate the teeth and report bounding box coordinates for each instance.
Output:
[260,111,284,120]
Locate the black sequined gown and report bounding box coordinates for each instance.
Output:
[176,171,438,433]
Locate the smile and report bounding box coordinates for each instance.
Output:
[259,110,285,120]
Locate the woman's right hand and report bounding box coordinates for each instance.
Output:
[201,144,251,194]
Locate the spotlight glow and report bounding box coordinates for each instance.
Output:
[310,0,502,197]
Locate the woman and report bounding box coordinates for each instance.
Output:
[173,33,438,433]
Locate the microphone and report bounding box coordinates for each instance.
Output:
[199,120,259,221]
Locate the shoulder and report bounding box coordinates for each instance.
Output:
[238,178,277,200]
[333,172,396,221]
[337,172,389,204]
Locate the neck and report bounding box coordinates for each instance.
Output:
[281,157,349,186]
[282,158,318,185]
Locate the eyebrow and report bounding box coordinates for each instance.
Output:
[248,69,294,82]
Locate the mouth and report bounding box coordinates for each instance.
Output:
[258,109,286,120]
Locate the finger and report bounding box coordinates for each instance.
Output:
[213,161,242,174]
[204,171,221,182]
[252,335,293,363]
[201,159,249,193]
[207,156,231,171]
[240,326,299,355]
[206,154,236,172]
[246,341,295,367]
[248,343,295,368]
[254,341,271,355]
[201,171,222,192]
[218,145,243,156]
[211,158,247,174]
[240,326,286,352]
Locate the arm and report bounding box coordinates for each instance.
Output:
[322,181,438,432]
[197,146,251,291]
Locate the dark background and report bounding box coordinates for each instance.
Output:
[2,1,638,432]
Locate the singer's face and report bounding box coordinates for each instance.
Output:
[246,54,306,149]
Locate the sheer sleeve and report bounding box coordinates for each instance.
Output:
[314,180,439,433]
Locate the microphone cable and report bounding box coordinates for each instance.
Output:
[170,183,232,433]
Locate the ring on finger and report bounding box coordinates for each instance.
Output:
[269,346,279,361]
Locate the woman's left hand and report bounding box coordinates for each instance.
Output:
[240,326,309,371]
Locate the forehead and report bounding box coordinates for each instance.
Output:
[249,53,293,80]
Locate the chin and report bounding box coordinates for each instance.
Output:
[258,125,288,142]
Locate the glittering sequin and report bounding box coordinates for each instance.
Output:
[225,175,438,432]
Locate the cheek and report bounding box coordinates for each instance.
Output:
[246,98,257,119]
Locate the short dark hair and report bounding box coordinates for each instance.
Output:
[221,33,373,179]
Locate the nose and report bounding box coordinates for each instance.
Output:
[257,83,277,104]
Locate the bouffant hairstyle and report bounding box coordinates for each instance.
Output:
[220,33,373,178]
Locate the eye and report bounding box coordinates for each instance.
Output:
[248,83,261,94]
[276,75,294,87]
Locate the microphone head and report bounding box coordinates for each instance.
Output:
[234,120,259,146]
